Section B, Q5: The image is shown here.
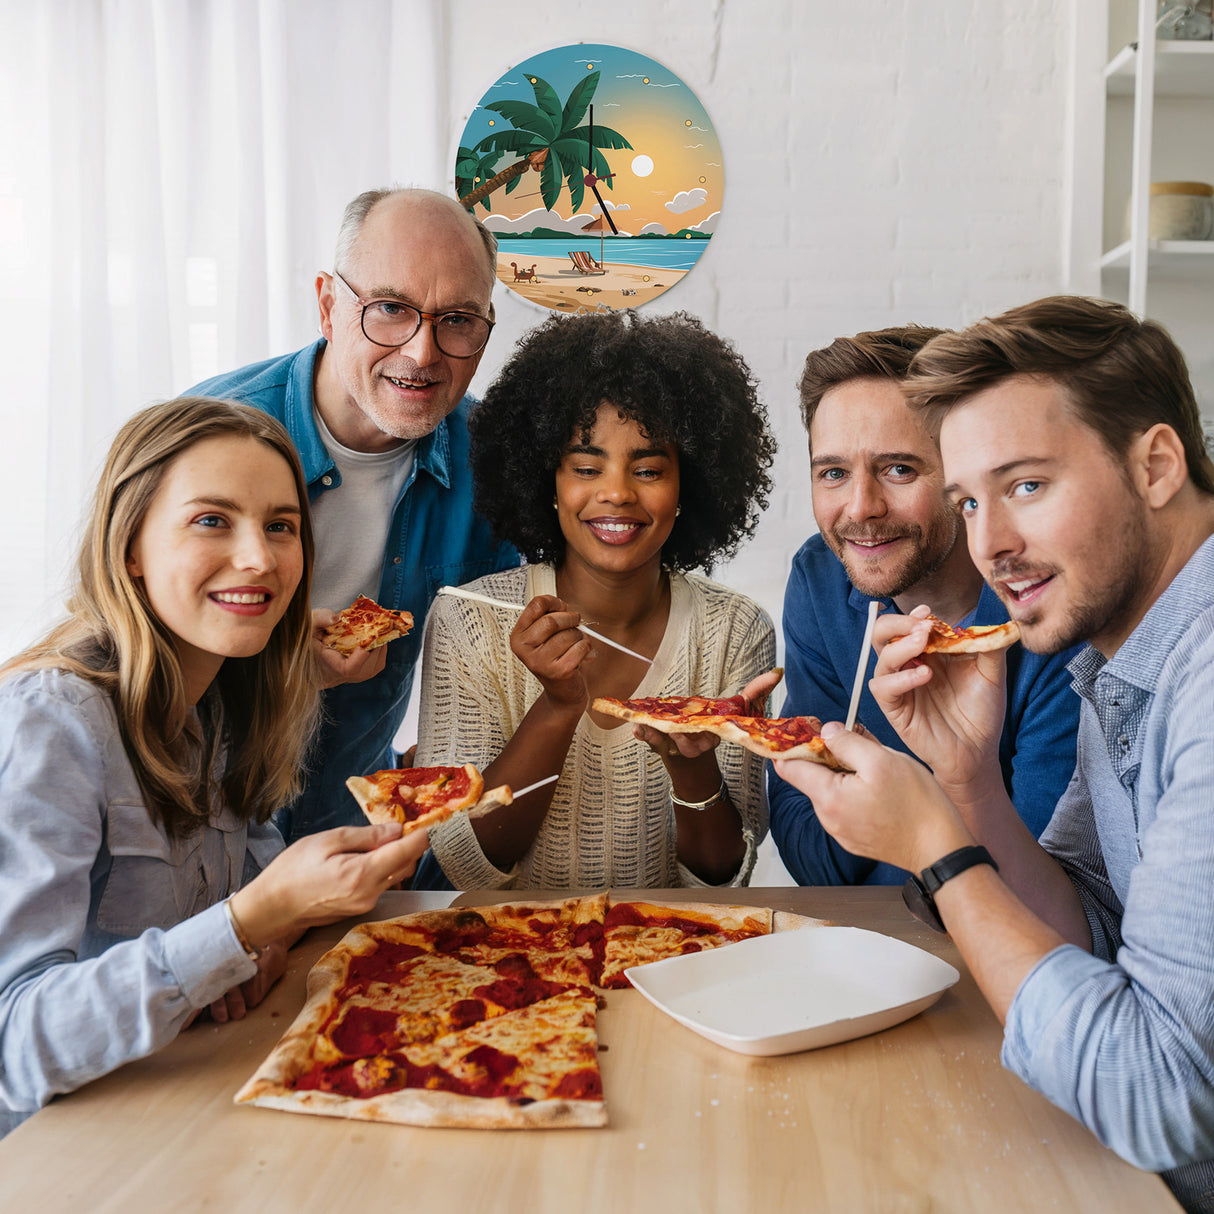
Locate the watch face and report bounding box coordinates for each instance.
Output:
[455,44,722,314]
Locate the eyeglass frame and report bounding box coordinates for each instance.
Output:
[329,269,495,359]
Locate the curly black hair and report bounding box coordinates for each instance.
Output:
[469,310,776,573]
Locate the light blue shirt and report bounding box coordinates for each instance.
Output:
[1003,534,1214,1212]
[0,669,281,1136]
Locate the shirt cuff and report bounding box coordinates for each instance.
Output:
[162,901,259,1007]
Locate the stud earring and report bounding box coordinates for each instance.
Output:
[675,505,682,517]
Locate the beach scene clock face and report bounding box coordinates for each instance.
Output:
[456,44,722,313]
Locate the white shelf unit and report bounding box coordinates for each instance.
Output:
[1068,2,1214,416]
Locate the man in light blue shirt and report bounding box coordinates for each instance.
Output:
[192,189,517,842]
[777,296,1214,1212]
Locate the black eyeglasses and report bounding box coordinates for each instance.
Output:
[331,270,494,359]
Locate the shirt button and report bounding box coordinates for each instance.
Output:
[321,474,333,487]
[393,557,402,565]
[1119,736,1129,749]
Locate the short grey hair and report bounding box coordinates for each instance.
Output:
[332,188,497,284]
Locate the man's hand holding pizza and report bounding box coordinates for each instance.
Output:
[869,606,1010,813]
[774,723,974,877]
[312,608,390,688]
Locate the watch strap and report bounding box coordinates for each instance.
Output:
[920,845,998,895]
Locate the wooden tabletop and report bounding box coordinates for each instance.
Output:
[0,887,1178,1213]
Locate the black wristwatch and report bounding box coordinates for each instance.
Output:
[901,845,998,933]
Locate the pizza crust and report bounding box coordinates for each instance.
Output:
[922,620,1020,654]
[896,614,1021,655]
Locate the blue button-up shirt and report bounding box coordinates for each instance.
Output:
[190,341,519,840]
[768,534,1081,884]
[1003,534,1214,1211]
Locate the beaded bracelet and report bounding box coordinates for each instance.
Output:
[669,781,727,811]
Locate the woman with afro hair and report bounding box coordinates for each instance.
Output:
[414,310,780,890]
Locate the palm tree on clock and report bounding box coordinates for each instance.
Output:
[458,70,631,215]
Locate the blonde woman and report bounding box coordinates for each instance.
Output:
[0,398,426,1136]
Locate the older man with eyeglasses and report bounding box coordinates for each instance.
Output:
[190,188,518,844]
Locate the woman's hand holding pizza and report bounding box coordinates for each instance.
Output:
[774,723,973,876]
[228,823,429,949]
[868,606,1008,800]
[510,595,595,712]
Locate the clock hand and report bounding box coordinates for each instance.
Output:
[587,178,618,234]
[585,103,618,236]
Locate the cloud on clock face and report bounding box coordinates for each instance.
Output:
[482,206,635,237]
[665,189,707,215]
[591,201,630,215]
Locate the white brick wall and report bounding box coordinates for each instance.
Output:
[449,0,1073,637]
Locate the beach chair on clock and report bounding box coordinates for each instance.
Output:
[568,250,605,275]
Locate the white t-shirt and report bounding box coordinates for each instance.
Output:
[309,409,415,611]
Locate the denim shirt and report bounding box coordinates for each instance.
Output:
[190,341,519,840]
[768,534,1081,884]
[0,670,279,1136]
[1003,535,1214,1211]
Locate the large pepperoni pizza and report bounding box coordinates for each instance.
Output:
[235,893,821,1129]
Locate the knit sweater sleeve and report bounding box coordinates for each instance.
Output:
[674,576,775,888]
[416,570,527,888]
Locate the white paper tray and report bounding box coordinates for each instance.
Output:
[625,925,960,1056]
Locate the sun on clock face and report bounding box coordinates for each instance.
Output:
[455,44,723,314]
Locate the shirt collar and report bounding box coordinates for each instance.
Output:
[288,338,457,491]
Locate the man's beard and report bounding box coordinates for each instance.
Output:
[829,507,960,600]
[992,506,1151,655]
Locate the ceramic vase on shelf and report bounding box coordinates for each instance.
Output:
[1124,182,1214,241]
[1156,0,1214,39]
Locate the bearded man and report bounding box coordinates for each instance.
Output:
[768,325,1080,885]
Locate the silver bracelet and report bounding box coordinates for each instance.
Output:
[670,780,727,811]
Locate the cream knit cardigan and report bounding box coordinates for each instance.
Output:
[418,564,775,890]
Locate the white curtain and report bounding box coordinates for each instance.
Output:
[0,0,453,657]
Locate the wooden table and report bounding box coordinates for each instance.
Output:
[0,887,1178,1213]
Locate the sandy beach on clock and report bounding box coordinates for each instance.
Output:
[495,253,687,311]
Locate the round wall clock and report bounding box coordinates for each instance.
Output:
[455,44,723,313]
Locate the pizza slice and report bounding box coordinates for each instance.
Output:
[291,988,605,1128]
[591,694,752,733]
[898,612,1021,654]
[421,894,609,988]
[321,594,414,655]
[598,899,773,989]
[345,764,512,834]
[715,715,852,770]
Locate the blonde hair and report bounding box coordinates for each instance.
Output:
[4,398,320,836]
